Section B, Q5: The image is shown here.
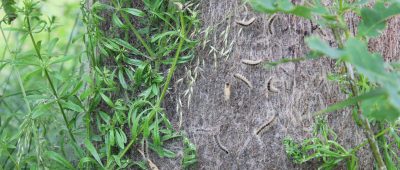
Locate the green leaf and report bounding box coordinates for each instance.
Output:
[45,151,75,170]
[121,8,145,17]
[100,93,115,108]
[70,80,83,96]
[149,142,176,158]
[78,157,97,169]
[113,155,122,167]
[162,55,194,65]
[49,55,76,65]
[62,100,84,113]
[134,63,148,86]
[112,13,125,28]
[151,31,179,43]
[99,111,111,123]
[313,88,386,116]
[112,38,141,54]
[1,0,17,24]
[115,129,125,149]
[124,58,144,66]
[151,84,159,96]
[182,137,197,169]
[131,109,144,141]
[102,39,120,52]
[153,114,161,147]
[84,138,104,167]
[250,0,312,18]
[343,38,400,113]
[109,129,115,146]
[358,2,400,37]
[139,87,152,98]
[91,1,114,10]
[118,69,128,89]
[361,95,400,121]
[343,38,387,83]
[305,36,343,59]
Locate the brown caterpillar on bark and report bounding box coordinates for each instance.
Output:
[256,114,276,135]
[224,83,231,101]
[234,73,253,88]
[241,59,263,65]
[235,17,256,26]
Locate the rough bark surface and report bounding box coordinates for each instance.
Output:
[166,1,366,169]
[98,0,400,169]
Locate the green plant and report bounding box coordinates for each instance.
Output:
[284,117,358,169]
[1,0,199,168]
[182,136,197,169]
[80,0,200,169]
[251,0,400,169]
[0,0,86,169]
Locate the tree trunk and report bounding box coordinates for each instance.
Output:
[99,0,400,169]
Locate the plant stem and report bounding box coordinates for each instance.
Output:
[351,127,391,154]
[26,16,77,143]
[332,28,386,170]
[120,10,156,60]
[157,12,186,106]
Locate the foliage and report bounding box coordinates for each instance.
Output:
[284,117,358,169]
[1,0,17,24]
[1,0,85,169]
[251,0,400,169]
[0,0,199,169]
[81,0,200,169]
[182,136,197,169]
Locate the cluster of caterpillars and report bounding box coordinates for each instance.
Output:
[224,60,280,101]
[216,15,280,154]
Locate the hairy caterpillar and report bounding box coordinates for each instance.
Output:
[267,14,277,35]
[214,135,229,154]
[267,77,279,93]
[234,73,253,88]
[256,114,277,135]
[241,59,264,65]
[235,17,256,26]
[224,83,231,101]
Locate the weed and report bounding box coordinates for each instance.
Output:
[1,0,200,169]
[284,117,358,169]
[0,0,86,169]
[81,0,200,169]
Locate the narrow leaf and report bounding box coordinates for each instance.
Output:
[45,151,75,170]
[84,138,104,167]
[121,8,145,17]
[313,88,386,116]
[100,93,115,108]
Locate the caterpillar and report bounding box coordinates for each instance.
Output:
[267,14,277,35]
[256,114,277,135]
[234,73,253,88]
[235,17,256,26]
[241,59,264,65]
[224,83,231,101]
[214,135,229,154]
[267,77,279,93]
